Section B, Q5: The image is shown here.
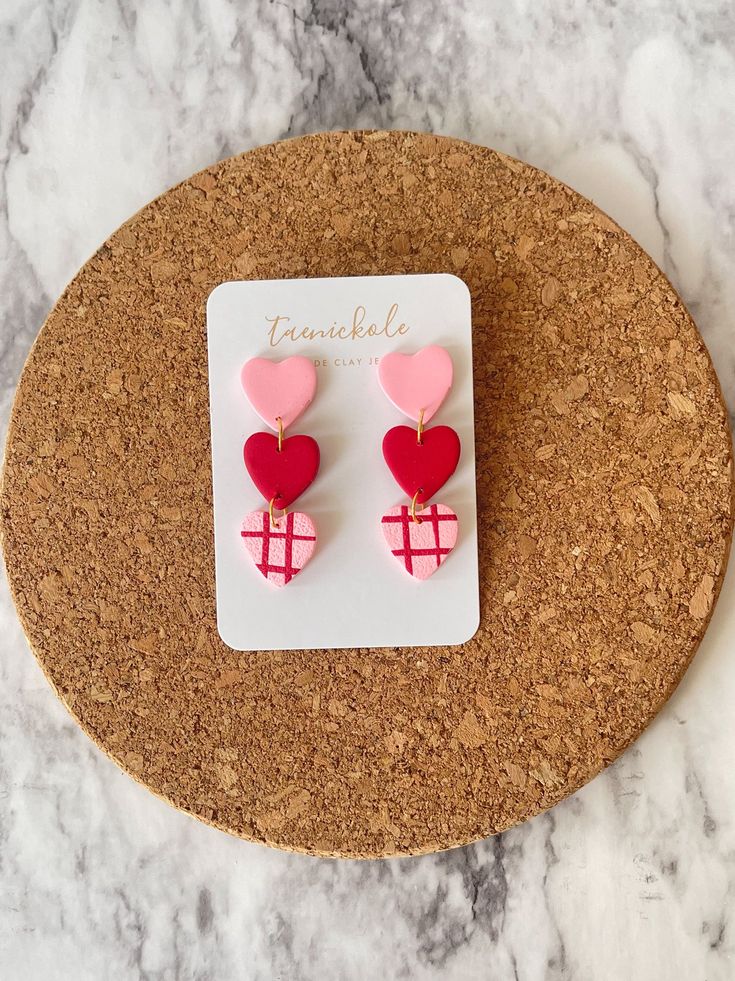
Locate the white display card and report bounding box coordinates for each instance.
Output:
[207,274,479,650]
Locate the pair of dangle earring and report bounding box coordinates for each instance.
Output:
[378,346,461,580]
[238,345,460,588]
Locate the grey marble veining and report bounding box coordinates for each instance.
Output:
[2,2,735,979]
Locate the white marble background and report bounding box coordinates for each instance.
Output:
[2,1,735,978]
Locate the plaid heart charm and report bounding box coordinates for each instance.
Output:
[381,503,458,579]
[241,510,317,587]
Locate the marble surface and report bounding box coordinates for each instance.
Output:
[2,1,735,978]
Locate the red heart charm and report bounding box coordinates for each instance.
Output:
[382,425,461,504]
[244,433,320,509]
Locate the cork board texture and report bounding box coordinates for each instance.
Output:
[1,131,732,858]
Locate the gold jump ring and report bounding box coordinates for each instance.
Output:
[410,489,423,524]
[276,416,284,452]
[416,408,425,445]
[269,496,287,528]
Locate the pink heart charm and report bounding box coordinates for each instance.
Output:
[381,503,458,579]
[241,356,317,431]
[378,346,453,423]
[241,510,317,587]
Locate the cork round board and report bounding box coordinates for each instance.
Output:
[2,132,733,858]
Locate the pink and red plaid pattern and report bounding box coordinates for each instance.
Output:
[241,510,317,587]
[381,503,458,580]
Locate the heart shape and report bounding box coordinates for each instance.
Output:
[244,433,320,509]
[241,356,317,431]
[378,346,453,423]
[382,425,461,503]
[241,510,317,587]
[381,503,458,579]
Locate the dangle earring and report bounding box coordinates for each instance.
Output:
[239,356,319,587]
[378,346,461,579]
